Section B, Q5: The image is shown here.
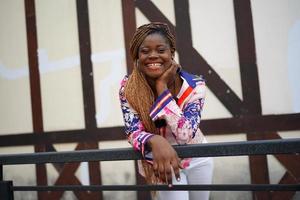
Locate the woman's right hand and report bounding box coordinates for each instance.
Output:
[147,135,182,185]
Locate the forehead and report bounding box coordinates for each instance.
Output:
[140,33,169,48]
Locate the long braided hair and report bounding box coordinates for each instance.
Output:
[124,22,176,184]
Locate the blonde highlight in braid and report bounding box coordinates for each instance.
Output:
[125,64,157,133]
[124,22,176,184]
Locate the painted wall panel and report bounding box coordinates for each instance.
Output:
[88,0,127,128]
[251,0,300,115]
[0,1,299,200]
[35,0,85,131]
[0,0,33,134]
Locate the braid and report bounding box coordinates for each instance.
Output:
[125,66,157,133]
[124,22,176,184]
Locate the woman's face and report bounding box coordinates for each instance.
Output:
[137,33,173,80]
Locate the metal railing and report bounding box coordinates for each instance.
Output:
[1,138,300,199]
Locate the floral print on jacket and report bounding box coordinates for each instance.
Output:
[119,70,207,167]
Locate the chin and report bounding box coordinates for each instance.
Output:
[143,69,164,79]
[145,73,162,80]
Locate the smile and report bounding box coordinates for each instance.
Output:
[146,63,162,70]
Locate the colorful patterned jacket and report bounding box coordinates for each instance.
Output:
[119,70,207,168]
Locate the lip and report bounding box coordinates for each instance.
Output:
[146,63,163,70]
[145,62,163,66]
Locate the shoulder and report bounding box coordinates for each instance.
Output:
[180,70,206,102]
[119,75,129,97]
[120,75,129,87]
[180,70,205,88]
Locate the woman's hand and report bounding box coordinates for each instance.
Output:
[147,135,182,185]
[156,61,181,95]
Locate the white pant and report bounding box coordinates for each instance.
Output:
[157,157,213,200]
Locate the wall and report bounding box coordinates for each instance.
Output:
[0,0,299,199]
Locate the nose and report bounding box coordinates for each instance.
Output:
[148,51,159,59]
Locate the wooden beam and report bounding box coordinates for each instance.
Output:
[0,113,299,146]
[24,0,48,199]
[247,133,271,200]
[76,0,97,131]
[271,172,297,200]
[76,0,102,198]
[234,0,261,115]
[121,0,136,74]
[264,133,300,181]
[45,144,96,199]
[233,0,270,198]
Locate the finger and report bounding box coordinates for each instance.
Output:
[171,61,178,72]
[176,157,184,169]
[176,64,182,73]
[164,163,172,185]
[179,162,184,169]
[158,164,166,184]
[171,159,181,182]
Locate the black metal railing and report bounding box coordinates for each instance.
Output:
[1,138,300,199]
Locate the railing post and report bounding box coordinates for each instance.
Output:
[0,181,14,200]
[0,165,3,181]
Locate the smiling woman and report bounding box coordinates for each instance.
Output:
[137,32,181,98]
[119,22,213,200]
[138,32,173,78]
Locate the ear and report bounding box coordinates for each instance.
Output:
[171,48,175,59]
[135,59,138,67]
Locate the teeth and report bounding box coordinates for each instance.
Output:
[148,63,161,67]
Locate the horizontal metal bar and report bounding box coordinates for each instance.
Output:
[12,184,300,191]
[0,139,299,165]
[176,138,300,158]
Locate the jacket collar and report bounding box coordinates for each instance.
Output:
[179,70,199,89]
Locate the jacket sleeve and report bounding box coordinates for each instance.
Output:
[149,80,206,144]
[119,77,154,162]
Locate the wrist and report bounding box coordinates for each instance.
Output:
[156,81,167,95]
[147,135,162,149]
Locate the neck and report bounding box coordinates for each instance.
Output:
[146,78,157,93]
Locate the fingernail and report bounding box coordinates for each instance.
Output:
[168,184,173,188]
[177,178,181,182]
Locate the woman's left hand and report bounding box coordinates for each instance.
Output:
[155,61,181,95]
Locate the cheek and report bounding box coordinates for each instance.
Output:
[138,56,148,67]
[163,54,173,65]
[163,59,172,70]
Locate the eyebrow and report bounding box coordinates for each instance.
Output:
[139,44,169,49]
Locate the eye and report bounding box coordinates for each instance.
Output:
[158,48,166,53]
[157,45,169,53]
[140,48,149,54]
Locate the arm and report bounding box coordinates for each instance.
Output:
[119,78,154,161]
[119,76,182,184]
[151,79,206,144]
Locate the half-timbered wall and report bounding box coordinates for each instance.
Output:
[0,0,299,199]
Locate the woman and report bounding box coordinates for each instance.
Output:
[119,22,213,200]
